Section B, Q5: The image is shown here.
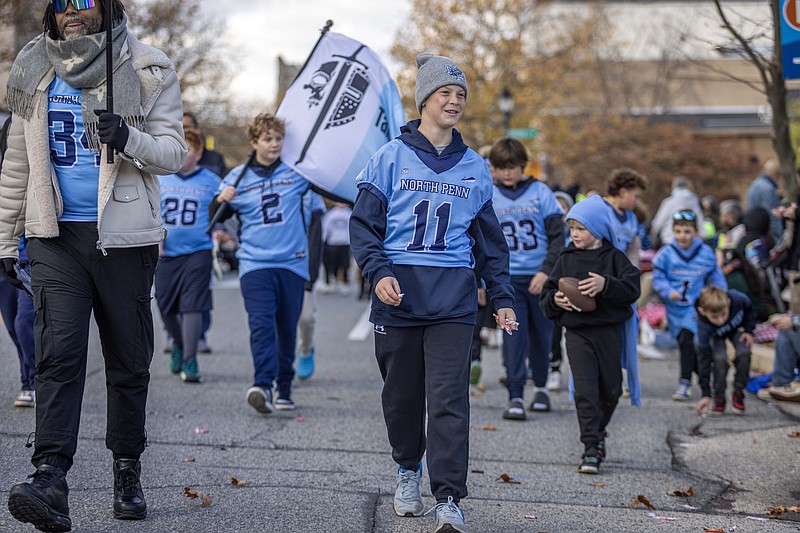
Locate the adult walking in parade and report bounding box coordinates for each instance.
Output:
[0,0,186,530]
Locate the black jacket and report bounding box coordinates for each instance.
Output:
[541,240,640,329]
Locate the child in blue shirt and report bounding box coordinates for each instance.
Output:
[350,53,514,533]
[211,113,311,413]
[652,210,727,401]
[155,129,219,383]
[490,137,563,419]
[694,286,754,415]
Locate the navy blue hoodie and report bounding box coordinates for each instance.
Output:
[349,119,513,326]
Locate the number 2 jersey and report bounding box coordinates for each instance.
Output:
[350,119,513,326]
[492,180,563,276]
[218,161,311,280]
[159,168,219,257]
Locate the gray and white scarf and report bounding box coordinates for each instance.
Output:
[6,12,144,152]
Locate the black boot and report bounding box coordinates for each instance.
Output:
[8,463,72,532]
[113,459,147,520]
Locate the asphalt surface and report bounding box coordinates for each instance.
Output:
[0,274,799,532]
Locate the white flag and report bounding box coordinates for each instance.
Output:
[277,32,405,202]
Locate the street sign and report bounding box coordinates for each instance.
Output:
[782,0,800,79]
[506,127,538,139]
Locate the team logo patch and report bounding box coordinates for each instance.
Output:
[401,168,411,174]
[445,64,465,82]
[374,324,386,335]
[461,176,476,183]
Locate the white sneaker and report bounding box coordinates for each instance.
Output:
[431,496,467,532]
[546,370,562,391]
[393,464,424,517]
[14,390,35,408]
[769,381,800,401]
[246,386,273,414]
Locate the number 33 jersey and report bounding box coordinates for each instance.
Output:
[159,168,219,257]
[355,140,493,268]
[219,162,311,280]
[492,180,563,276]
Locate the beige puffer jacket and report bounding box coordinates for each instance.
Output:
[0,34,187,258]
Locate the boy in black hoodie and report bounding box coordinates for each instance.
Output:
[694,286,754,416]
[541,197,640,474]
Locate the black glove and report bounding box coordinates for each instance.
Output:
[0,257,23,290]
[93,109,130,151]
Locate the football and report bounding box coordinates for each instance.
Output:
[557,277,597,313]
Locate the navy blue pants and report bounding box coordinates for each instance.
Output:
[502,277,553,398]
[0,278,35,390]
[240,268,304,397]
[375,322,473,503]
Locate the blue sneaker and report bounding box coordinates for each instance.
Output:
[170,347,183,374]
[297,349,315,380]
[431,496,466,532]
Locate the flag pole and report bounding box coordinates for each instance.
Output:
[280,20,334,105]
[105,0,114,164]
[205,151,256,235]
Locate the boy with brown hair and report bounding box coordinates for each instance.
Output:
[490,137,564,418]
[694,286,754,415]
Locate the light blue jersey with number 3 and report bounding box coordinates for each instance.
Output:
[219,162,311,280]
[48,76,101,221]
[355,139,492,268]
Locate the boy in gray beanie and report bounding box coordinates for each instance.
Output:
[349,52,514,533]
[415,53,468,115]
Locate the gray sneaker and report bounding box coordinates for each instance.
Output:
[393,464,424,517]
[246,386,273,414]
[432,496,466,532]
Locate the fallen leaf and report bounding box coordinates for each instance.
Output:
[481,424,497,431]
[477,383,487,392]
[667,487,696,497]
[183,486,212,507]
[752,438,757,444]
[495,473,521,484]
[181,457,196,463]
[230,476,246,487]
[470,391,482,398]
[589,483,606,487]
[788,432,800,438]
[631,495,655,510]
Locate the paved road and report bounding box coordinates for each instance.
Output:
[0,275,798,532]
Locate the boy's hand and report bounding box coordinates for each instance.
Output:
[528,272,548,295]
[578,272,605,297]
[739,332,754,349]
[554,291,573,312]
[494,308,518,335]
[696,396,711,415]
[217,186,236,203]
[375,276,403,306]
[770,313,793,332]
[477,287,487,307]
[669,290,682,301]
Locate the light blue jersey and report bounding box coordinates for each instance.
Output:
[493,180,563,275]
[220,162,311,280]
[159,168,219,257]
[48,76,101,221]
[653,237,727,336]
[303,190,326,226]
[355,139,492,268]
[604,200,638,254]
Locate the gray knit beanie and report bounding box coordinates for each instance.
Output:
[415,53,468,115]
